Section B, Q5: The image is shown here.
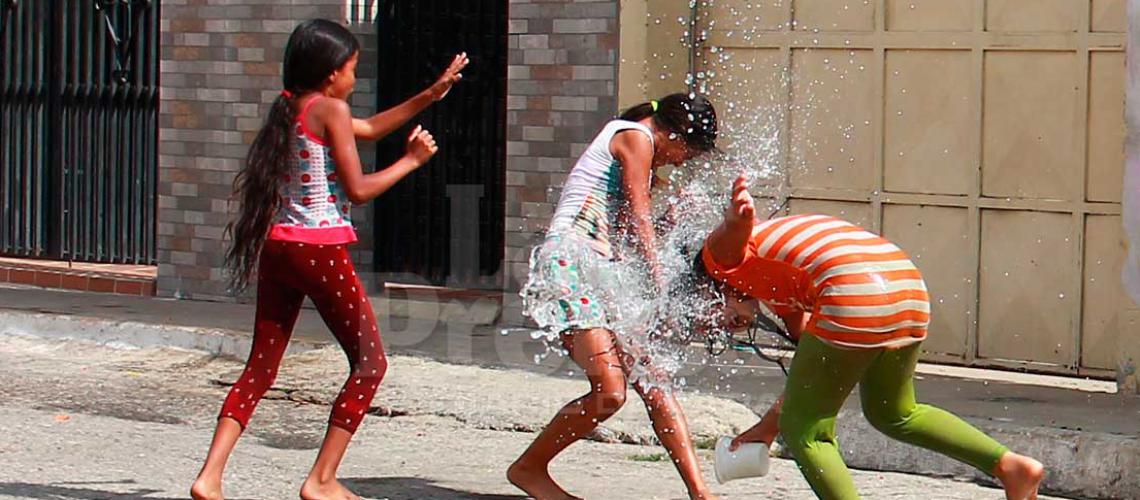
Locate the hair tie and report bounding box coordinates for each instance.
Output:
[650,100,659,112]
[281,90,294,99]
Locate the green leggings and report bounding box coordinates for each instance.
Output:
[778,334,1009,500]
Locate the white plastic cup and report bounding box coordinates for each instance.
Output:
[714,436,771,484]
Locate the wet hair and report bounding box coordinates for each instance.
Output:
[620,93,719,152]
[691,248,794,344]
[656,246,728,344]
[225,20,360,293]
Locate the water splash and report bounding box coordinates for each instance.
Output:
[520,1,865,392]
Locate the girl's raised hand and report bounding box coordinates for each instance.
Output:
[430,52,470,101]
[405,125,439,166]
[725,174,756,228]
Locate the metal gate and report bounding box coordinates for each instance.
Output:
[0,0,159,264]
[688,0,1127,376]
[374,0,507,287]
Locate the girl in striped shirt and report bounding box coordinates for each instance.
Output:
[700,175,1044,500]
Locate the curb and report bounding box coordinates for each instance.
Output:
[0,310,323,359]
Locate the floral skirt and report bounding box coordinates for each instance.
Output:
[520,234,639,334]
[520,235,690,385]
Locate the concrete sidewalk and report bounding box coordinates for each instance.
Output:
[0,334,1057,500]
[0,285,1138,498]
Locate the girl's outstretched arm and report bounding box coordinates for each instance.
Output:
[706,175,756,269]
[352,53,469,141]
[612,131,664,287]
[324,99,437,204]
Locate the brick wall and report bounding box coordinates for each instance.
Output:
[503,0,622,320]
[159,0,624,308]
[158,1,378,300]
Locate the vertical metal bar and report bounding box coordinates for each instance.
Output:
[11,4,23,253]
[115,5,127,262]
[87,1,96,260]
[3,3,12,254]
[2,2,17,255]
[114,3,127,261]
[32,0,42,255]
[125,2,136,263]
[148,0,160,264]
[96,1,108,262]
[47,0,64,258]
[0,0,8,254]
[16,0,28,254]
[124,0,135,261]
[65,1,78,259]
[129,3,140,263]
[128,62,138,263]
[6,2,14,253]
[80,0,92,261]
[14,2,27,254]
[103,1,113,262]
[112,37,124,263]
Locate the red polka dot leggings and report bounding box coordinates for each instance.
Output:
[219,240,386,434]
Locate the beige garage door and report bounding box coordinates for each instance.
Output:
[693,0,1128,376]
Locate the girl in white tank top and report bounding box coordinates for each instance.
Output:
[512,94,723,500]
[546,119,656,257]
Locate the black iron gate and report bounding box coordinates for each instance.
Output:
[0,0,159,264]
[374,0,507,287]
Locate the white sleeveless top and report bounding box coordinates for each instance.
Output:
[268,97,357,245]
[547,120,654,257]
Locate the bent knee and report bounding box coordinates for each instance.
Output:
[589,381,628,415]
[861,404,915,436]
[597,387,628,411]
[354,352,388,380]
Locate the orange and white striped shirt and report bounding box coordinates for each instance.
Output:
[702,214,929,348]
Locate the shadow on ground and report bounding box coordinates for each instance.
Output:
[345,476,529,500]
[0,479,228,499]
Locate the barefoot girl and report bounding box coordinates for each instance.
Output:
[191,19,468,500]
[510,94,721,500]
[699,175,1045,500]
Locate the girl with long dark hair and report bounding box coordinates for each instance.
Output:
[191,19,468,500]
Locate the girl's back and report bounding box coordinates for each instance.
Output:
[270,97,356,243]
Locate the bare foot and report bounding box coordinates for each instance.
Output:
[190,475,223,500]
[507,460,582,500]
[994,452,1045,500]
[300,477,360,500]
[690,490,720,500]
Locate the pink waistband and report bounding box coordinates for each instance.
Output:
[267,224,358,245]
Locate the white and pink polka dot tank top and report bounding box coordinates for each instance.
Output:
[267,97,357,245]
